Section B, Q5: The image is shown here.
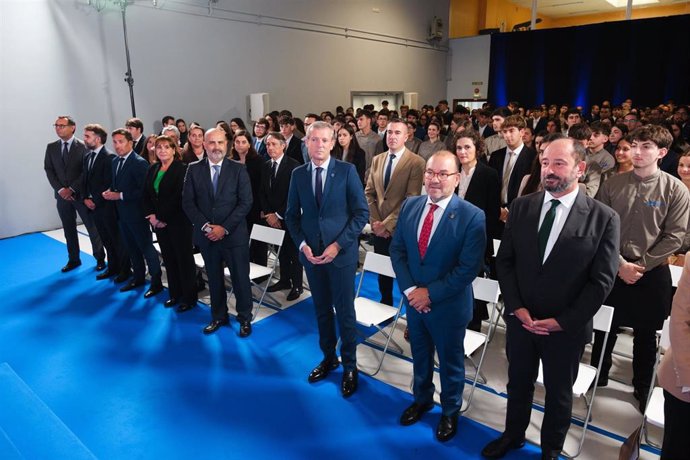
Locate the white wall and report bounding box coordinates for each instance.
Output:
[446,34,491,101]
[0,0,449,238]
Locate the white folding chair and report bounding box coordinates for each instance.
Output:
[354,252,405,376]
[535,305,615,459]
[461,277,501,413]
[485,239,506,342]
[641,318,671,448]
[225,225,285,320]
[670,264,682,288]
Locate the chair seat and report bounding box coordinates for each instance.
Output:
[464,330,486,357]
[153,242,161,254]
[645,387,665,428]
[193,253,205,268]
[354,297,398,327]
[223,263,272,281]
[536,362,596,397]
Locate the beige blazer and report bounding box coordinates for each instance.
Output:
[658,252,690,402]
[364,148,425,234]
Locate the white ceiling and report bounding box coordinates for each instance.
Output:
[509,0,687,18]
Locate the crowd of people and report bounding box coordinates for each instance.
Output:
[43,97,690,459]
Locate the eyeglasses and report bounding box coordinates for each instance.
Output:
[424,170,459,181]
[53,124,69,128]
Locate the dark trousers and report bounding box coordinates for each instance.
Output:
[156,222,197,306]
[118,219,161,285]
[408,292,471,416]
[201,242,252,323]
[504,315,584,453]
[90,202,128,274]
[56,197,104,263]
[373,235,393,306]
[662,390,690,460]
[304,260,357,371]
[278,226,303,288]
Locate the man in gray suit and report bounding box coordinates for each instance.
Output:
[44,115,104,272]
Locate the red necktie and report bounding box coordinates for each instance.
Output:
[418,203,438,259]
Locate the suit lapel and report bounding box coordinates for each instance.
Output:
[385,149,410,197]
[426,195,460,253]
[544,192,590,263]
[320,159,336,210]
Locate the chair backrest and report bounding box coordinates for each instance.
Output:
[669,264,682,288]
[659,317,671,350]
[472,277,500,303]
[362,252,396,278]
[250,225,285,246]
[592,305,614,333]
[493,239,501,255]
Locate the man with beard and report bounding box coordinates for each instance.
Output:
[182,128,254,337]
[482,138,620,460]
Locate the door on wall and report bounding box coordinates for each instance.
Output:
[452,99,487,112]
[351,91,404,111]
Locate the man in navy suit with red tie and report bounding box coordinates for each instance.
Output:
[390,151,486,443]
[285,121,369,398]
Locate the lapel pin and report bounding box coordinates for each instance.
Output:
[449,212,456,219]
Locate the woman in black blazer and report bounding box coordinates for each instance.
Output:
[143,135,198,312]
[331,124,366,186]
[231,130,268,266]
[454,130,501,331]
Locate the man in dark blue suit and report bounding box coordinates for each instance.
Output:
[390,151,486,443]
[182,128,254,338]
[285,121,369,398]
[102,129,162,298]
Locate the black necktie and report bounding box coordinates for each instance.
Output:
[538,199,561,261]
[384,153,396,190]
[315,167,323,208]
[270,160,278,188]
[62,141,69,163]
[116,157,125,177]
[87,151,96,173]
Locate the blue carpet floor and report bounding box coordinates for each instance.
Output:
[0,233,543,459]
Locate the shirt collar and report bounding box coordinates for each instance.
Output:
[311,156,331,171]
[508,143,524,156]
[543,187,578,209]
[272,153,284,165]
[389,146,405,158]
[118,151,133,162]
[425,194,454,211]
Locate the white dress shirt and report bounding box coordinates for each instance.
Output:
[538,188,579,262]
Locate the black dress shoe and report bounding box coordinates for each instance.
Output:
[144,284,163,299]
[203,318,229,335]
[120,280,145,292]
[96,270,114,281]
[341,369,358,398]
[176,303,194,313]
[61,260,81,273]
[286,287,304,301]
[267,282,291,293]
[95,260,107,271]
[239,321,252,338]
[541,450,560,460]
[436,413,459,442]
[308,358,340,383]
[481,435,526,459]
[114,272,131,283]
[164,298,179,308]
[400,402,435,426]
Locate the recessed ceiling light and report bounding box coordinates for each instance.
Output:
[605,0,658,7]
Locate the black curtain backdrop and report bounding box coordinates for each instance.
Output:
[488,14,690,109]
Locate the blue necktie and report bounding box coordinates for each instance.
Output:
[384,153,396,190]
[315,167,323,208]
[212,164,221,195]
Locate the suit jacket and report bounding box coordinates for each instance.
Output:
[182,157,252,249]
[259,155,300,218]
[44,138,87,199]
[285,136,304,165]
[489,145,537,206]
[82,147,115,208]
[390,195,486,308]
[142,160,189,226]
[463,161,502,244]
[111,152,149,223]
[182,148,206,165]
[658,254,690,402]
[133,136,145,156]
[364,149,425,234]
[480,125,495,139]
[255,139,269,161]
[285,159,368,268]
[496,191,620,344]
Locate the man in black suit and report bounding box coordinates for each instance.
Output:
[44,115,105,272]
[102,129,162,298]
[279,115,305,164]
[182,128,254,338]
[481,138,620,460]
[81,124,130,281]
[125,118,146,156]
[260,132,303,301]
[488,115,537,234]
